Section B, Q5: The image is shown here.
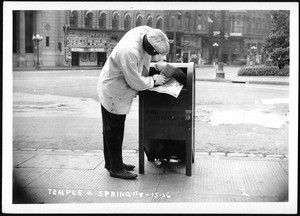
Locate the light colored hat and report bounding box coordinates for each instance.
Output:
[147,29,170,56]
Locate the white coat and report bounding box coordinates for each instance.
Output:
[97,26,155,114]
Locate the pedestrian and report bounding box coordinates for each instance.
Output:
[97,26,170,180]
[67,55,72,67]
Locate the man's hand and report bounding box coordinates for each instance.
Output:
[155,61,167,71]
[153,74,167,86]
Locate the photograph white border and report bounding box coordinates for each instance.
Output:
[2,1,298,214]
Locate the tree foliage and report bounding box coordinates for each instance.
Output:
[263,10,290,69]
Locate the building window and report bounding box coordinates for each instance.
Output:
[246,16,250,33]
[237,15,242,33]
[112,13,119,29]
[171,15,175,29]
[262,18,267,34]
[242,15,246,33]
[230,15,235,32]
[85,11,93,28]
[146,16,153,27]
[136,15,143,27]
[156,17,163,29]
[255,17,258,34]
[177,12,182,29]
[252,17,255,33]
[185,12,191,31]
[231,14,243,33]
[99,12,106,29]
[197,14,204,30]
[124,14,131,30]
[13,11,18,53]
[58,42,62,52]
[46,36,49,47]
[25,11,34,53]
[258,17,262,34]
[70,10,78,27]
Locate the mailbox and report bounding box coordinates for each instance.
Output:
[139,62,195,176]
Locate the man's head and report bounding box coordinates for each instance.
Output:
[143,28,170,56]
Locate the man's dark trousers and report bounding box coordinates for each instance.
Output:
[101,105,126,172]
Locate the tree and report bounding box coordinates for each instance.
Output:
[263,10,289,69]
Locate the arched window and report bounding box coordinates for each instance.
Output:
[197,14,203,30]
[85,11,93,28]
[112,12,119,29]
[70,10,78,27]
[185,12,191,30]
[99,12,106,29]
[146,16,153,27]
[136,14,143,27]
[171,15,175,29]
[124,14,131,30]
[177,12,182,29]
[156,16,163,29]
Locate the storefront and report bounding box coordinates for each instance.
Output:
[66,31,118,67]
[68,47,107,67]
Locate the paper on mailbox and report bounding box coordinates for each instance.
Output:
[148,78,183,98]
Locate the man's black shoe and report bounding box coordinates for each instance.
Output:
[123,163,135,171]
[109,169,138,180]
[105,163,135,171]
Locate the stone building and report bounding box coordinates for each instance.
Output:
[165,10,272,65]
[12,10,271,68]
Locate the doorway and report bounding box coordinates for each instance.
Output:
[72,52,79,66]
[97,52,107,67]
[183,52,189,63]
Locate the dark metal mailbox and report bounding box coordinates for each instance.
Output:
[139,62,195,176]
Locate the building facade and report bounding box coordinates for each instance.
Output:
[165,10,271,65]
[13,10,271,68]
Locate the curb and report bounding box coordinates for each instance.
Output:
[13,148,289,160]
[13,67,102,72]
[246,80,289,85]
[13,68,289,86]
[196,78,289,86]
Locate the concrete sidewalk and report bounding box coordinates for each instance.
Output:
[13,149,288,204]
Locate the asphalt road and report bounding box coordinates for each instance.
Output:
[12,69,289,155]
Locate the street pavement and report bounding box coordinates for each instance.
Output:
[4,65,297,213]
[12,64,290,85]
[11,66,290,154]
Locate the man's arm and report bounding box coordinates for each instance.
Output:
[116,51,165,90]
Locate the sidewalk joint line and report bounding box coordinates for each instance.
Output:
[151,164,166,203]
[14,148,289,159]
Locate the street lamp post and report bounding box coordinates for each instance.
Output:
[215,10,226,79]
[32,34,43,69]
[250,45,257,65]
[213,43,219,61]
